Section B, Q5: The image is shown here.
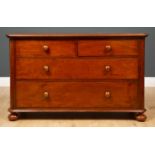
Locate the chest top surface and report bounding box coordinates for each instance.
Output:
[7,33,148,39]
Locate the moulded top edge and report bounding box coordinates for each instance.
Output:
[6,33,148,38]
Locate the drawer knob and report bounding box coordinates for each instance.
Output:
[105,91,111,98]
[43,91,49,99]
[105,45,112,51]
[43,65,49,72]
[105,65,111,72]
[43,45,49,52]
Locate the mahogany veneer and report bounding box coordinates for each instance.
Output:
[15,81,138,109]
[7,33,148,121]
[16,58,138,80]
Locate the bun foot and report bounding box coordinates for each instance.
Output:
[8,113,19,121]
[135,113,147,122]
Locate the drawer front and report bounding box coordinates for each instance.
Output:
[78,39,139,56]
[16,81,138,109]
[15,40,76,57]
[16,58,138,80]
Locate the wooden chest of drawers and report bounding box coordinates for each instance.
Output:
[7,33,148,121]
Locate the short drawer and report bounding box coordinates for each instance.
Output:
[78,39,139,56]
[15,40,76,57]
[15,81,138,109]
[16,58,138,80]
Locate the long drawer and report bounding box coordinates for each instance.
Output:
[15,81,139,109]
[16,58,138,80]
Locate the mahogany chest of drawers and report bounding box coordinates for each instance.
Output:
[7,33,148,121]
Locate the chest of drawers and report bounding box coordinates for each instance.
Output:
[7,33,148,121]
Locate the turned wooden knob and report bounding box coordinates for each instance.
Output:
[43,91,49,99]
[105,65,111,72]
[43,65,49,72]
[105,45,112,52]
[105,91,111,98]
[43,45,49,52]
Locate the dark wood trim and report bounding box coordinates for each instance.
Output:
[138,39,145,109]
[16,55,139,59]
[9,108,146,113]
[10,39,16,109]
[14,79,138,82]
[6,33,148,38]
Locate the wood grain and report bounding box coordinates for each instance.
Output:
[15,40,76,57]
[15,81,139,109]
[16,58,138,80]
[78,39,140,56]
